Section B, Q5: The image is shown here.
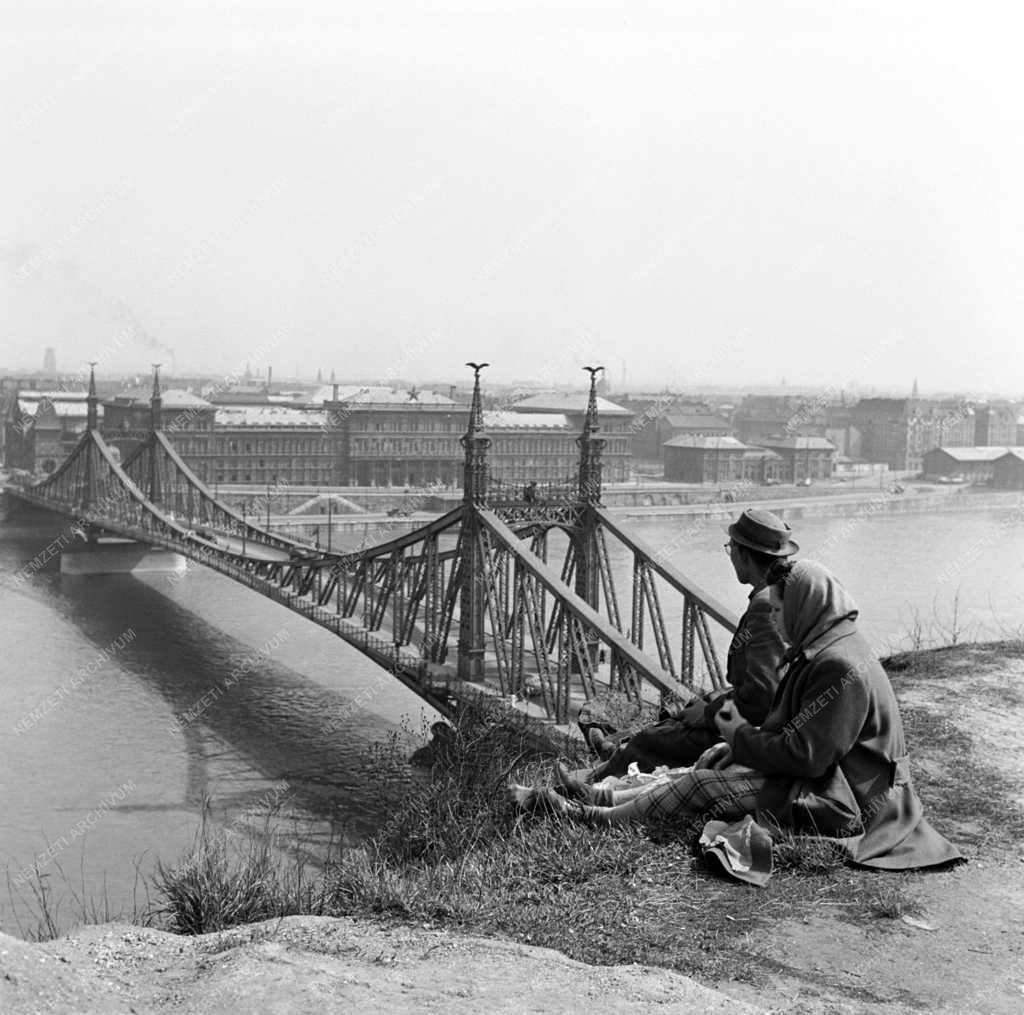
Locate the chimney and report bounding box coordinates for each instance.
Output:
[449,384,456,401]
[332,383,339,402]
[267,365,273,387]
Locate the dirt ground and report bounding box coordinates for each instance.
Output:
[3,644,1023,1014]
[1,917,766,1014]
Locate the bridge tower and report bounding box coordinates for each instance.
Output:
[574,366,606,664]
[458,362,490,680]
[148,364,162,503]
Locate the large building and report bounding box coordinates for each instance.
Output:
[4,390,93,473]
[327,387,468,487]
[663,436,749,484]
[993,450,1024,490]
[848,398,974,472]
[974,403,1021,447]
[102,388,217,474]
[755,436,836,483]
[507,393,633,482]
[10,375,633,490]
[921,446,1023,483]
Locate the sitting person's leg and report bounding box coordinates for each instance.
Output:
[532,766,766,826]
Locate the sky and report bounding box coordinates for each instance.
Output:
[3,1,1023,395]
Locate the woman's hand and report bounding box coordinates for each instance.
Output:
[694,742,732,770]
[714,706,748,746]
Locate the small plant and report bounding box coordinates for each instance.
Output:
[864,880,922,920]
[151,800,331,935]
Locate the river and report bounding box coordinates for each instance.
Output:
[1,501,1022,936]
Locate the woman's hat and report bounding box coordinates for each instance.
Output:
[726,508,799,557]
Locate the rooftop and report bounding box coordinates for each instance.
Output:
[325,386,457,407]
[663,435,748,450]
[510,393,631,416]
[661,413,732,429]
[928,445,1024,462]
[215,405,327,428]
[483,411,571,430]
[105,388,213,410]
[756,436,836,450]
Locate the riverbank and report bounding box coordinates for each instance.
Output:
[6,640,1023,1013]
[248,487,1024,543]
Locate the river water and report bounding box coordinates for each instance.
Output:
[1,501,1022,936]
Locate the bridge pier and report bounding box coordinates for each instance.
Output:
[60,537,187,576]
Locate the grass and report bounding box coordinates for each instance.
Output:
[140,664,1017,987]
[151,800,334,935]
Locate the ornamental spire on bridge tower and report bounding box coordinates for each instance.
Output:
[150,363,163,432]
[148,363,162,503]
[577,365,606,504]
[461,361,491,505]
[86,362,99,431]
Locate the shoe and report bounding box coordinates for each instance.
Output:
[578,719,617,754]
[588,728,618,761]
[553,761,596,804]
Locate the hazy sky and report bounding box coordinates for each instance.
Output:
[3,2,1023,394]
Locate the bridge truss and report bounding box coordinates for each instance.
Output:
[9,365,740,725]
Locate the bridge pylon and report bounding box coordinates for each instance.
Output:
[572,366,606,668]
[457,362,490,680]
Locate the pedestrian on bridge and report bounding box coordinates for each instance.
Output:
[579,508,796,780]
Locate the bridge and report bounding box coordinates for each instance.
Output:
[7,364,740,727]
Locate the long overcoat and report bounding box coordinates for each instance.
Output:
[730,619,961,869]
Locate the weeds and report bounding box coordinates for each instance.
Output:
[865,880,923,920]
[4,845,152,942]
[151,800,332,935]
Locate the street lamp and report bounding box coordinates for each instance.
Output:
[326,493,333,552]
[242,500,247,556]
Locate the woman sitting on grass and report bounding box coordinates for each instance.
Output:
[512,559,962,870]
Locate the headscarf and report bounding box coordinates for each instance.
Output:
[781,559,859,661]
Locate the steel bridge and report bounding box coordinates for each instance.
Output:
[8,364,740,726]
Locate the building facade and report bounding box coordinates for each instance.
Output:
[755,436,836,482]
[921,446,1021,483]
[4,391,92,473]
[993,450,1024,490]
[663,436,749,483]
[508,393,633,482]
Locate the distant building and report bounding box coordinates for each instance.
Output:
[103,389,216,473]
[974,403,1020,446]
[848,398,974,473]
[508,393,633,482]
[993,450,1024,490]
[732,395,828,444]
[646,412,733,460]
[4,390,93,473]
[741,448,785,485]
[484,410,578,487]
[327,387,468,487]
[754,436,836,483]
[921,446,1020,483]
[211,405,334,486]
[663,436,749,483]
